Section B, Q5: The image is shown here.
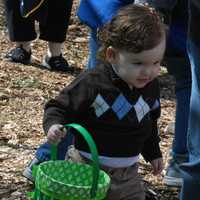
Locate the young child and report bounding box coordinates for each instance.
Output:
[44,4,166,200]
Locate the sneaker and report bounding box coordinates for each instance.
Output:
[163,159,183,187]
[22,157,40,182]
[145,188,159,200]
[5,45,31,64]
[43,54,73,72]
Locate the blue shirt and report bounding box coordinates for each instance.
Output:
[77,0,134,29]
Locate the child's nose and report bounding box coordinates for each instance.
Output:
[141,67,152,76]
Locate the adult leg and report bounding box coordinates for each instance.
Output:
[180,37,200,199]
[4,0,36,63]
[164,40,191,187]
[180,159,200,200]
[4,0,36,41]
[163,0,191,185]
[39,0,73,71]
[180,174,200,200]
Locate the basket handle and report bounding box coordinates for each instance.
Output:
[50,123,100,199]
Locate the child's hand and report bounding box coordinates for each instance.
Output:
[150,157,163,176]
[47,124,67,144]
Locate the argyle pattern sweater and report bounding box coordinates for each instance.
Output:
[43,63,162,162]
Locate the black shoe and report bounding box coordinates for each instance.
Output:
[22,157,40,182]
[43,54,73,72]
[5,45,31,64]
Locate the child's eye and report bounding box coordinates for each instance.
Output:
[132,62,142,65]
[153,61,160,65]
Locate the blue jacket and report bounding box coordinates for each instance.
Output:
[77,0,134,29]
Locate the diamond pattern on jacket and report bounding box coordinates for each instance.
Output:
[134,96,150,122]
[111,94,132,119]
[151,99,160,110]
[91,94,110,117]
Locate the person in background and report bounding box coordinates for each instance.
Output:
[4,0,73,72]
[77,0,135,69]
[179,0,200,199]
[137,1,200,199]
[137,0,191,187]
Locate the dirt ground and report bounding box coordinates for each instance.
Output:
[0,1,180,200]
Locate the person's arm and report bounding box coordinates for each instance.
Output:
[43,72,95,134]
[141,119,162,162]
[141,80,162,162]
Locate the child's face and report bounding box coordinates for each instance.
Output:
[107,37,166,88]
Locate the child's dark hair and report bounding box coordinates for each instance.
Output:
[97,4,166,59]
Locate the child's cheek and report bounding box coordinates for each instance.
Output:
[119,67,132,78]
[154,66,161,77]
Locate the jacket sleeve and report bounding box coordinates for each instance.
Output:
[141,81,162,162]
[43,72,95,134]
[141,119,162,162]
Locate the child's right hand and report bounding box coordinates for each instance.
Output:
[47,124,67,144]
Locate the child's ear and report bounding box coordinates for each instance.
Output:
[106,47,117,63]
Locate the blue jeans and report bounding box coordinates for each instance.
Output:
[173,83,190,155]
[180,40,200,199]
[180,159,200,200]
[169,74,191,157]
[35,133,73,161]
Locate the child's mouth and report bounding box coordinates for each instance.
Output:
[137,78,151,83]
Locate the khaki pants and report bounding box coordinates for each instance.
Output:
[102,164,145,200]
[67,146,145,200]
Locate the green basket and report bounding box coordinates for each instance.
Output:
[29,123,111,200]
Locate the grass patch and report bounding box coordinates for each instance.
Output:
[12,78,41,89]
